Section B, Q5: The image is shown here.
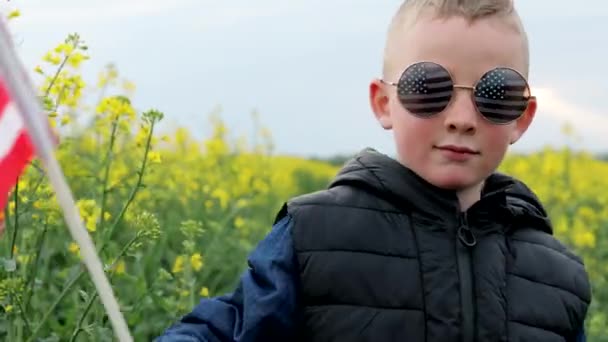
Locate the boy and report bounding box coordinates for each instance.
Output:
[157,0,591,341]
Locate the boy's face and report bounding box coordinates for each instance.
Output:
[370,12,537,192]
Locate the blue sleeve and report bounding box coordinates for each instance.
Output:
[575,326,585,342]
[155,214,300,342]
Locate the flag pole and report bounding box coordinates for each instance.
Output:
[0,20,133,342]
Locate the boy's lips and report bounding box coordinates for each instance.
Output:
[435,145,480,154]
[434,145,480,162]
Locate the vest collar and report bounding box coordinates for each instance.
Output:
[329,148,552,233]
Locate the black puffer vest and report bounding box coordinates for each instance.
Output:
[278,148,591,342]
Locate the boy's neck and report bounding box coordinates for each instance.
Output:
[456,181,485,212]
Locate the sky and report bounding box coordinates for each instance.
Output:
[2,0,608,158]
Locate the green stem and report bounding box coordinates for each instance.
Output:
[26,267,86,342]
[70,234,140,341]
[186,262,195,308]
[23,222,49,310]
[1,160,45,238]
[7,315,14,342]
[99,118,156,255]
[97,118,120,244]
[6,172,47,236]
[104,171,137,194]
[53,84,67,114]
[9,180,19,259]
[16,297,32,336]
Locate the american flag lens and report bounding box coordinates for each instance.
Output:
[397,62,453,117]
[396,62,530,124]
[474,67,530,124]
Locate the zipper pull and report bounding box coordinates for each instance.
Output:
[458,212,477,247]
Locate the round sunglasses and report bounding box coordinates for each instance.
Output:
[381,61,534,124]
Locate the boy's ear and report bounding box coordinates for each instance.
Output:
[369,78,393,130]
[510,96,537,144]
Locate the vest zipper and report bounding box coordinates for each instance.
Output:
[457,212,476,342]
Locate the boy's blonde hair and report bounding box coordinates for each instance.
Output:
[382,0,529,79]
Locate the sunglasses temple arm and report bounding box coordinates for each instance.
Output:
[379,79,398,86]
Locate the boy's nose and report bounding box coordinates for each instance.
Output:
[443,91,478,135]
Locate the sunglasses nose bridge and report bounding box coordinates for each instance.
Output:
[450,84,477,109]
[452,84,476,91]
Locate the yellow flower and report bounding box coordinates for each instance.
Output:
[175,128,191,146]
[205,138,228,156]
[97,66,119,88]
[17,254,30,265]
[204,200,214,209]
[67,53,89,69]
[16,178,28,191]
[236,199,249,208]
[200,287,210,297]
[148,151,162,164]
[573,230,596,249]
[43,52,62,65]
[554,216,568,236]
[253,179,269,194]
[577,206,596,223]
[33,200,43,209]
[211,189,229,209]
[123,80,136,93]
[60,115,71,126]
[114,260,126,275]
[134,127,150,147]
[95,96,136,122]
[8,200,15,215]
[172,255,185,273]
[190,253,204,271]
[76,199,99,232]
[54,43,68,54]
[7,10,20,20]
[68,242,80,255]
[561,122,575,137]
[234,216,245,229]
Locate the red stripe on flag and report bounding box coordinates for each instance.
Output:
[0,77,10,116]
[0,78,58,152]
[0,78,35,212]
[0,132,33,210]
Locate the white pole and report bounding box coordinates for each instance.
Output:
[0,19,133,342]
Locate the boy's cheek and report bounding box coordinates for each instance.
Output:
[480,125,514,151]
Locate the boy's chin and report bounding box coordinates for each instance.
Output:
[423,170,483,192]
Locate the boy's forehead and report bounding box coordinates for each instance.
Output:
[384,12,529,80]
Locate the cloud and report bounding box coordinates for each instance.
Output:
[187,0,387,32]
[532,86,608,144]
[187,1,325,31]
[12,0,198,27]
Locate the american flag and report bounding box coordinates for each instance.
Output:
[0,79,35,223]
